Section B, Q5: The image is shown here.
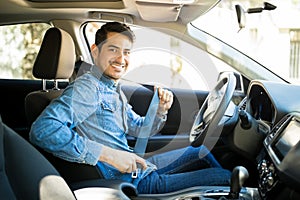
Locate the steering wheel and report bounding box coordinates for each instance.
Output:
[190,72,236,147]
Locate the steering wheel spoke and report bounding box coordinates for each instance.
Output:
[193,121,204,132]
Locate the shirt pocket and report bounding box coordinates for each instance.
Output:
[100,100,118,112]
[99,92,120,112]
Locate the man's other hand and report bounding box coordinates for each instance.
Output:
[157,87,173,115]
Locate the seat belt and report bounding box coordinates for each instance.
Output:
[118,78,161,157]
[133,89,159,157]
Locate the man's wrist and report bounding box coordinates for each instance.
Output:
[99,145,114,163]
[157,110,168,119]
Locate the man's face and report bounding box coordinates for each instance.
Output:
[92,32,132,81]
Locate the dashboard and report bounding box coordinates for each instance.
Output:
[269,115,300,162]
[243,80,300,199]
[231,80,300,199]
[258,113,300,199]
[246,80,300,128]
[248,88,274,124]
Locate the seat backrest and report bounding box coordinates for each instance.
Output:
[25,27,75,125]
[24,27,103,185]
[0,116,75,200]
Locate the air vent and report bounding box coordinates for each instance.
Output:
[269,114,291,139]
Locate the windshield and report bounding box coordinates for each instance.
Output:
[192,0,300,85]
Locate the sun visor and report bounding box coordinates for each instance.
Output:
[135,0,195,22]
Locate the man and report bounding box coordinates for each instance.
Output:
[30,22,231,194]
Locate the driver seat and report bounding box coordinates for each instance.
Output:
[24,27,103,185]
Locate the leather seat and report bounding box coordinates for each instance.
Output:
[25,27,75,125]
[0,116,76,200]
[24,27,103,185]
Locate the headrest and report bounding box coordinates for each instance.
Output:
[33,27,75,79]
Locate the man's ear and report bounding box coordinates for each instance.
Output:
[91,44,98,57]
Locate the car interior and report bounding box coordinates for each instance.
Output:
[0,116,75,200]
[1,0,300,199]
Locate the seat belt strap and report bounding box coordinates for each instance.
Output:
[133,89,159,157]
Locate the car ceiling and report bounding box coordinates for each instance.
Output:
[0,0,220,27]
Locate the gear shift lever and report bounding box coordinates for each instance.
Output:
[228,166,249,199]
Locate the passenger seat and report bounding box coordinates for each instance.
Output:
[25,27,75,125]
[24,27,103,185]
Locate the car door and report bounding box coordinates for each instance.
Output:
[0,78,68,139]
[123,84,209,157]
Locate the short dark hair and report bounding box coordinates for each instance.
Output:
[95,22,135,50]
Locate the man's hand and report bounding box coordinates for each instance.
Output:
[99,146,147,173]
[157,87,173,115]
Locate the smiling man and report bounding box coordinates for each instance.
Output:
[91,32,132,80]
[30,22,231,194]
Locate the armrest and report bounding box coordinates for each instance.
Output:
[70,179,138,200]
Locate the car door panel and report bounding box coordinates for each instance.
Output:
[122,85,209,154]
[0,79,41,139]
[0,79,68,139]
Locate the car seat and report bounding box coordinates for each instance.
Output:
[24,27,103,185]
[0,115,76,200]
[24,27,75,125]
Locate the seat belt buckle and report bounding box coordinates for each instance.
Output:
[131,168,141,178]
[131,164,142,178]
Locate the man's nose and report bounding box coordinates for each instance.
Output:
[115,52,127,64]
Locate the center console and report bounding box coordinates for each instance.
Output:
[257,113,300,200]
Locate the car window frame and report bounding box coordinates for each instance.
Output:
[0,22,52,80]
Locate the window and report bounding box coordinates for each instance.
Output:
[192,0,300,85]
[0,23,51,79]
[83,22,226,90]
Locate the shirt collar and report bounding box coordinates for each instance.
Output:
[90,65,118,89]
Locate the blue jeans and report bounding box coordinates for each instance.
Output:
[137,145,231,194]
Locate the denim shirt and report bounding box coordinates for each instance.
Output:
[29,65,166,186]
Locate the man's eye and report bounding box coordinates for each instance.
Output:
[124,51,130,56]
[109,48,118,53]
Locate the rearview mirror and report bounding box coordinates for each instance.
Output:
[235,2,276,31]
[235,4,246,31]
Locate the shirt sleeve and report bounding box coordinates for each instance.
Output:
[29,74,102,166]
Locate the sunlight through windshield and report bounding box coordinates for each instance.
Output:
[192,0,300,85]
